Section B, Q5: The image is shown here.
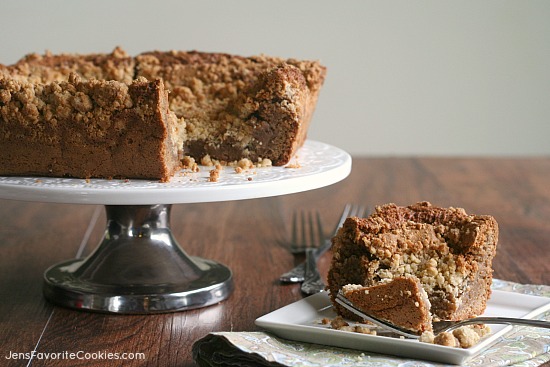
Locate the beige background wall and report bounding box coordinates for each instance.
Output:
[3,0,549,156]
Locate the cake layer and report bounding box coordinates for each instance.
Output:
[328,202,499,321]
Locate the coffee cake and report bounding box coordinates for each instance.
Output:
[328,202,499,323]
[0,48,326,180]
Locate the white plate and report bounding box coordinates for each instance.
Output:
[255,290,550,365]
[0,140,351,205]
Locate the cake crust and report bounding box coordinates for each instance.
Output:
[328,202,499,321]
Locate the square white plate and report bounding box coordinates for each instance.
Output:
[255,290,550,365]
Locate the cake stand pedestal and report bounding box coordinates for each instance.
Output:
[43,204,233,313]
[0,140,351,314]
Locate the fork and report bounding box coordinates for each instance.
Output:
[335,291,550,339]
[300,204,368,295]
[279,204,363,283]
[278,210,324,283]
[287,211,323,255]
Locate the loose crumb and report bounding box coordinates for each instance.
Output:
[419,331,435,344]
[471,324,491,337]
[452,326,480,348]
[330,316,348,329]
[354,325,377,335]
[324,316,490,348]
[237,158,255,170]
[324,316,377,335]
[182,156,200,172]
[257,158,272,167]
[285,161,301,169]
[420,325,491,348]
[208,168,220,182]
[201,155,214,167]
[433,332,458,347]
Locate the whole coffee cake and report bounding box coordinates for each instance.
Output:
[0,48,326,180]
[328,202,499,323]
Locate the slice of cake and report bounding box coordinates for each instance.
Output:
[328,202,499,322]
[342,276,433,334]
[0,48,326,180]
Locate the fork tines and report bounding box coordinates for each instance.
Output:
[289,210,324,254]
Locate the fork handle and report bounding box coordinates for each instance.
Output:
[279,240,331,283]
[279,262,306,283]
[440,316,550,333]
[300,248,325,295]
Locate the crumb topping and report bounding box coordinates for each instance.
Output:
[0,74,161,143]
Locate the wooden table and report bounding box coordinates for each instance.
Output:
[1,157,549,366]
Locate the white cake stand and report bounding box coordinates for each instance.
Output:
[0,140,351,314]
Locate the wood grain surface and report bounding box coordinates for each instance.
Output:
[0,158,549,366]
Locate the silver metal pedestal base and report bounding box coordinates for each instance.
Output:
[43,204,233,314]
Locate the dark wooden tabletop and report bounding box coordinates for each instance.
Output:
[1,157,549,366]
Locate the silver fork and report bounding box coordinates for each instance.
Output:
[279,204,361,283]
[287,211,322,254]
[282,210,325,274]
[278,210,325,283]
[335,291,550,339]
[300,204,368,295]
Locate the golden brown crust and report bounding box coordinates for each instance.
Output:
[328,202,498,321]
